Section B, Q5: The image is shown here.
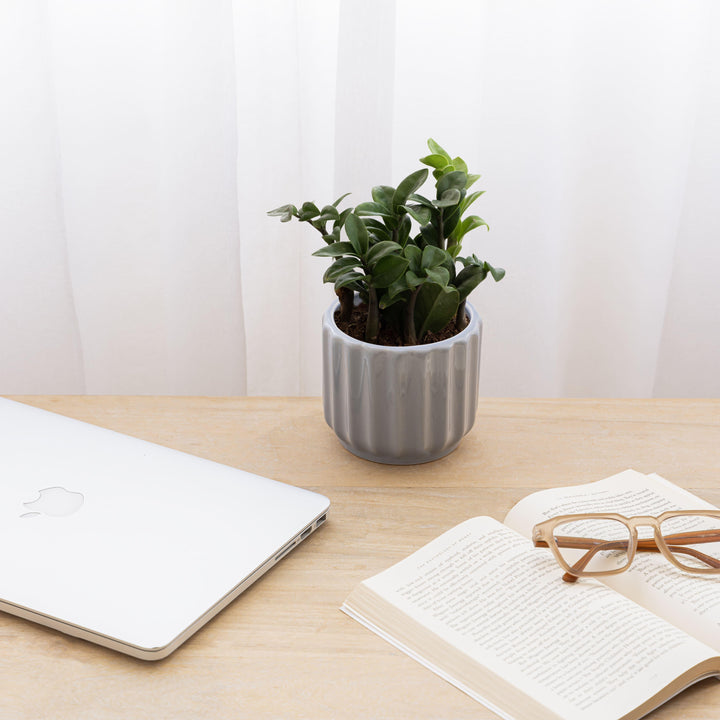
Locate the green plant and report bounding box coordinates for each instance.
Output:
[268,139,505,345]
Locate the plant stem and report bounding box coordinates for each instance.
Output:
[337,288,354,322]
[455,299,468,331]
[310,220,327,237]
[404,288,420,345]
[365,287,380,343]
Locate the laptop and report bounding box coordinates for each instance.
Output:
[0,397,329,660]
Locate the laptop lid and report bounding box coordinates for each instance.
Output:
[0,398,329,660]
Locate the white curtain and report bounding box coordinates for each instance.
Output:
[1,0,719,397]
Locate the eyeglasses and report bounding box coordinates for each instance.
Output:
[532,511,720,583]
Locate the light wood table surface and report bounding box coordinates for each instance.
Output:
[2,396,720,719]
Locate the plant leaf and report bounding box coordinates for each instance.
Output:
[432,188,462,208]
[318,205,340,222]
[442,200,463,239]
[392,169,429,209]
[451,156,468,174]
[486,262,506,282]
[267,204,298,222]
[427,138,451,162]
[386,276,409,300]
[403,245,422,273]
[371,185,395,209]
[332,192,351,207]
[420,223,441,248]
[405,269,424,289]
[355,201,395,218]
[402,204,432,225]
[367,225,392,244]
[367,241,404,266]
[299,201,320,221]
[424,266,450,286]
[451,215,489,245]
[436,171,467,197]
[454,264,488,301]
[397,214,412,247]
[323,257,362,283]
[459,190,485,215]
[461,253,482,267]
[379,292,406,310]
[344,213,369,257]
[322,230,339,245]
[464,215,489,234]
[421,245,448,270]
[415,284,460,340]
[466,173,482,189]
[419,153,449,169]
[370,255,409,288]
[334,270,366,291]
[408,193,435,210]
[335,208,352,229]
[312,241,356,258]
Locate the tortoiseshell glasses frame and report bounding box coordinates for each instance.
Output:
[532,510,720,583]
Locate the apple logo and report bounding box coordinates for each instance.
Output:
[21,486,85,518]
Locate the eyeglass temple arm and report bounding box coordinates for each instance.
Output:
[533,537,621,582]
[658,529,720,549]
[549,531,720,582]
[638,530,720,570]
[555,538,628,583]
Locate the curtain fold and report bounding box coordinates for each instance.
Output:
[0,2,86,393]
[0,0,718,397]
[2,0,247,395]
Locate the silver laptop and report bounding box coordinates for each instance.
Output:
[0,397,329,660]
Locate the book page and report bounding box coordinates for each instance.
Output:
[503,469,720,651]
[346,516,716,720]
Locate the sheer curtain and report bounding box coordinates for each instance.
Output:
[1,0,246,395]
[1,0,718,397]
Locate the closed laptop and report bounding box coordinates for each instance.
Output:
[0,398,329,660]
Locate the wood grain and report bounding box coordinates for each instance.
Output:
[2,396,719,720]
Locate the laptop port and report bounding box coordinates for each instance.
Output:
[274,540,296,561]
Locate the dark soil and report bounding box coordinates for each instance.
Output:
[334,304,467,346]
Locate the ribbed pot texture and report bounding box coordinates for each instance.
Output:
[322,301,482,464]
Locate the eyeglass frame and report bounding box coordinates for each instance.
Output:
[532,510,720,583]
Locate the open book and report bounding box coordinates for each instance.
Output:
[341,470,720,720]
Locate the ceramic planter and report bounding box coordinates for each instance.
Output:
[322,302,482,464]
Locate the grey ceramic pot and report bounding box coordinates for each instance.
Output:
[322,301,482,464]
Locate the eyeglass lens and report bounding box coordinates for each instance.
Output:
[552,517,632,574]
[659,514,720,571]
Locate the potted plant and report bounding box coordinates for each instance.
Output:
[269,139,504,464]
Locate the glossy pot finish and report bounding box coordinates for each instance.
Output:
[321,302,482,464]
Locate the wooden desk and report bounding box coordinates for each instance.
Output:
[2,397,720,719]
